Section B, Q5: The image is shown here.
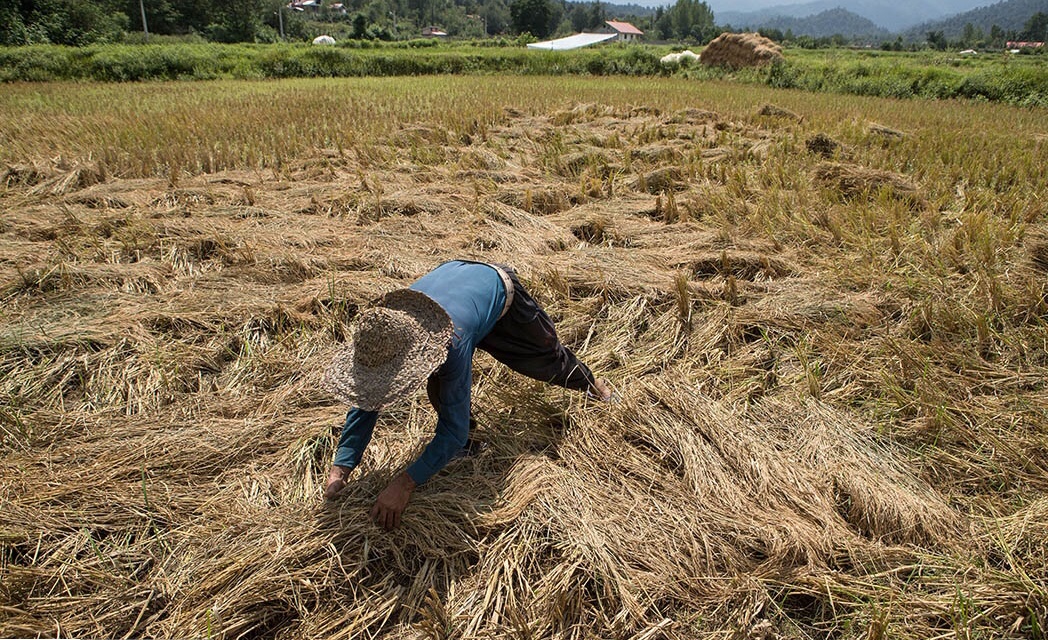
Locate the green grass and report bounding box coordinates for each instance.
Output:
[0,41,666,82]
[757,48,1048,106]
[1,41,1046,106]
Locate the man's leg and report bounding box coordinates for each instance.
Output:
[479,267,611,400]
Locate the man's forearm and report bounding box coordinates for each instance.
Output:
[335,408,378,469]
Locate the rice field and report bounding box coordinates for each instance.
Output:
[1,76,1047,639]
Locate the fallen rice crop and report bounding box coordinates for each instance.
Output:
[1,76,1046,639]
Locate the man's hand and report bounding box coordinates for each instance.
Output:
[324,465,352,501]
[589,377,614,402]
[370,471,417,531]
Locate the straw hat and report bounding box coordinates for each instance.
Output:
[324,289,453,411]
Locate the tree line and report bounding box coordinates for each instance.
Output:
[918,12,1047,51]
[2,0,1041,50]
[0,0,715,45]
[0,0,286,44]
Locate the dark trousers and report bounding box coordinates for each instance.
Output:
[426,264,596,421]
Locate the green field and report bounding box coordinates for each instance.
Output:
[1,76,1047,638]
[1,41,1047,105]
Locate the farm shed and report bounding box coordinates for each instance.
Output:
[602,20,644,42]
[526,32,617,50]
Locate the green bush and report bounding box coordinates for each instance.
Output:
[1,43,1046,107]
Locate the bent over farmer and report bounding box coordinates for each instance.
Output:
[323,260,612,530]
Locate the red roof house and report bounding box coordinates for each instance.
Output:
[603,21,644,42]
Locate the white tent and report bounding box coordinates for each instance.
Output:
[312,35,336,45]
[526,32,617,51]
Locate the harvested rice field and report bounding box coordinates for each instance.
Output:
[1,76,1047,639]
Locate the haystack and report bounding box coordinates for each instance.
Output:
[814,161,921,205]
[806,133,842,158]
[1028,233,1048,272]
[1,163,51,188]
[757,104,799,121]
[700,32,784,69]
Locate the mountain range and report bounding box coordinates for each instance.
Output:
[608,0,1048,39]
[711,0,990,32]
[719,7,891,37]
[904,0,1048,38]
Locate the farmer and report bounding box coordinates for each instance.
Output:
[323,260,612,530]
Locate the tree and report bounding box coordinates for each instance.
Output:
[656,0,713,42]
[567,3,594,32]
[1021,11,1047,41]
[12,0,128,45]
[480,1,510,35]
[759,27,784,42]
[990,24,1004,47]
[509,0,557,37]
[211,0,265,42]
[962,22,983,47]
[926,30,946,50]
[352,13,368,38]
[589,1,605,30]
[408,0,429,28]
[0,1,30,45]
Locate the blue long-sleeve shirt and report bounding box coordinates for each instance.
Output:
[334,261,506,484]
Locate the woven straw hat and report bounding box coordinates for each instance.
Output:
[324,289,453,411]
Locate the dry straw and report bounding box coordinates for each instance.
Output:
[1,92,1046,639]
[700,32,785,69]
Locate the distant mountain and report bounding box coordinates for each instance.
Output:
[719,6,891,37]
[903,0,1048,38]
[715,0,990,32]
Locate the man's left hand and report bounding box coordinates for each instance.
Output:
[370,471,417,531]
[324,465,353,501]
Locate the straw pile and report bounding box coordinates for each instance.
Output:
[1,102,1046,639]
[700,32,784,69]
[806,133,842,158]
[814,161,922,204]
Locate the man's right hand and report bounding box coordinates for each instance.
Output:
[324,465,352,500]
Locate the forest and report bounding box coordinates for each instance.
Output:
[0,0,717,45]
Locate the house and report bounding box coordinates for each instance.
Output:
[1006,41,1044,48]
[422,26,448,37]
[601,20,643,42]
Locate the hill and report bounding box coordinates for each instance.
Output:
[903,0,1048,39]
[719,7,891,38]
[717,0,990,32]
